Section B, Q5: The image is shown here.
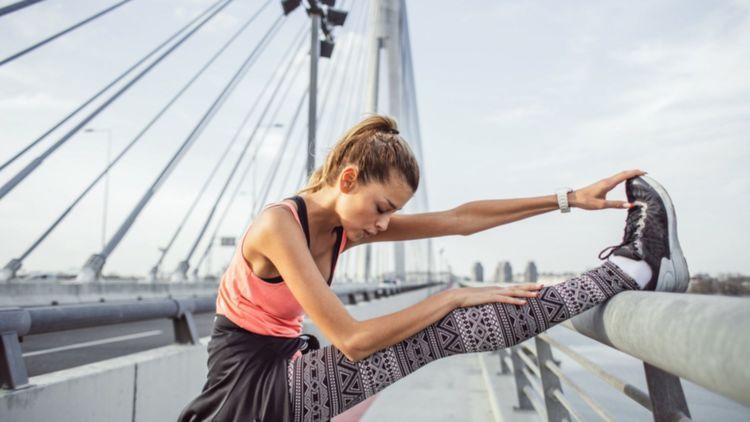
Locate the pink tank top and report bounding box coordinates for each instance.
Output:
[215,198,347,338]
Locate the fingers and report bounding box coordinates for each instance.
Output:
[609,169,647,185]
[516,283,544,290]
[498,295,528,305]
[602,199,633,209]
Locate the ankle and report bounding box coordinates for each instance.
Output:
[608,256,652,289]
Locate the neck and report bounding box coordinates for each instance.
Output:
[300,187,341,238]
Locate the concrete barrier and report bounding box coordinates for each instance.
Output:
[0,284,446,421]
[0,336,211,421]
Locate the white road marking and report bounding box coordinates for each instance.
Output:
[23,330,164,357]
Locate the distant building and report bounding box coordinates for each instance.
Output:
[525,261,538,283]
[472,262,484,282]
[494,261,513,283]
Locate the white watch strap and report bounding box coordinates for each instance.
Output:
[556,188,573,213]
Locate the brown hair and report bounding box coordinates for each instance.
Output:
[298,115,420,194]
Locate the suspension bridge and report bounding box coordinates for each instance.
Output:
[1,1,748,421]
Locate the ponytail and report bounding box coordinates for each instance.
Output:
[298,114,419,194]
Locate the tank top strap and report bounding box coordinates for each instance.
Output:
[262,196,310,247]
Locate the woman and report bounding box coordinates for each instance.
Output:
[178,115,688,421]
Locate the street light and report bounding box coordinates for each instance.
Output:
[84,127,112,250]
[278,0,349,177]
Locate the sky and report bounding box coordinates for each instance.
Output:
[1,0,748,278]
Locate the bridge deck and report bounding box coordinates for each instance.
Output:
[334,352,540,422]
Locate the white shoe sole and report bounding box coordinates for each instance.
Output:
[640,176,690,292]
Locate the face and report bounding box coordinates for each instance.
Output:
[335,166,414,241]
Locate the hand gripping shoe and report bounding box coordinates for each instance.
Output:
[600,176,689,291]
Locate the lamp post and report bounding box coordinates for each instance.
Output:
[280,0,348,177]
[84,127,112,250]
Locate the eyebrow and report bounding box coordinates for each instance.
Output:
[386,198,400,211]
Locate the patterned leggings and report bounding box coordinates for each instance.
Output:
[287,261,639,421]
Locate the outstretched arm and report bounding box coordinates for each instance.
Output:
[348,169,646,247]
[255,206,541,362]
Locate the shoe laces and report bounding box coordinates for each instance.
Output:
[598,202,647,260]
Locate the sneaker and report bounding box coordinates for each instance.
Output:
[599,176,689,291]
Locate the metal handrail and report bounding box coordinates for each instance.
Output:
[496,291,750,421]
[0,282,440,390]
[544,359,615,421]
[539,333,652,410]
[563,291,750,407]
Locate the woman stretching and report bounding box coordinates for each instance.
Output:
[178,115,689,422]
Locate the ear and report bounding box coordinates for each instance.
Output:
[339,166,359,193]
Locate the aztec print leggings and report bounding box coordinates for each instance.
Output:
[287,261,639,421]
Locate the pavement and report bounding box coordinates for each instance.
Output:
[333,351,540,422]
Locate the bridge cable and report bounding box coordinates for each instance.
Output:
[198,0,361,276]
[169,21,309,278]
[0,0,46,18]
[188,31,311,276]
[75,2,280,279]
[0,0,136,67]
[0,0,227,174]
[142,15,306,278]
[0,0,255,275]
[192,32,318,276]
[0,0,233,201]
[194,87,310,277]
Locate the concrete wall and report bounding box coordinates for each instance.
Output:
[0,285,446,421]
[0,337,211,422]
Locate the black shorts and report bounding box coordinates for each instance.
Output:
[177,315,305,422]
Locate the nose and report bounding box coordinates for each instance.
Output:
[375,215,390,232]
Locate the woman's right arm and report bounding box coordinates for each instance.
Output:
[254,207,541,362]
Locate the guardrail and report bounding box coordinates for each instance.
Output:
[495,291,750,421]
[0,282,440,390]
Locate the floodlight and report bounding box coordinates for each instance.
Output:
[326,8,347,26]
[281,0,301,15]
[320,39,335,58]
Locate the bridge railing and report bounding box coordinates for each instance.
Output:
[496,291,750,421]
[0,282,440,390]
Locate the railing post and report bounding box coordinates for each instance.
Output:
[0,307,32,390]
[643,362,691,421]
[172,299,199,344]
[0,332,28,389]
[535,337,570,422]
[510,345,534,411]
[497,348,511,375]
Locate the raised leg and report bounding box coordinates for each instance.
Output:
[287,261,639,421]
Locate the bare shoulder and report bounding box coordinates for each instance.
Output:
[242,204,304,261]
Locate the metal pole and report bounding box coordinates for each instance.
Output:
[307,7,320,177]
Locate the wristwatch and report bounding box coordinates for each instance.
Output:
[556,188,573,213]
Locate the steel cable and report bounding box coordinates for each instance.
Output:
[176,22,310,277]
[0,0,135,66]
[78,2,277,274]
[142,13,306,277]
[0,0,46,18]
[0,0,226,174]
[0,0,233,201]
[2,0,268,273]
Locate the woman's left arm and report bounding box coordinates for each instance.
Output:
[354,169,646,245]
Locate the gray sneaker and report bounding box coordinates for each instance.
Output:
[599,176,689,291]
